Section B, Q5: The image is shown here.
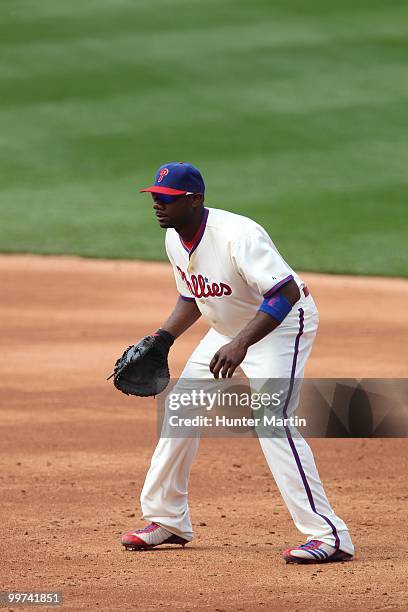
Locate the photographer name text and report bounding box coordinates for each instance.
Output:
[168,415,306,428]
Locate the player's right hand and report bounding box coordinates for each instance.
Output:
[209,339,248,379]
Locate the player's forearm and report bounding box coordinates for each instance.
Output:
[235,280,301,349]
[209,281,301,378]
[234,311,280,349]
[161,296,201,339]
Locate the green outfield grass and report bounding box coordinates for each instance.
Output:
[0,0,407,275]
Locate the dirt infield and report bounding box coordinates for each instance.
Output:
[1,255,407,611]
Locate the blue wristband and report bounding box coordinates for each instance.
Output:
[259,293,292,323]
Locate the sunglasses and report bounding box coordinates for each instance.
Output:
[152,192,195,205]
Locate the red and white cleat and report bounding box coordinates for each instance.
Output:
[121,523,189,551]
[283,540,353,564]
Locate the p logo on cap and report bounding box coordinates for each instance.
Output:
[158,168,169,183]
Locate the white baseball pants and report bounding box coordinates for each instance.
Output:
[140,295,354,554]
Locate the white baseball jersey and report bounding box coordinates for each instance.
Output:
[165,207,305,337]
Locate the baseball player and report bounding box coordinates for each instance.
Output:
[121,162,354,563]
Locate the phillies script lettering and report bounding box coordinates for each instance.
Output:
[177,266,232,298]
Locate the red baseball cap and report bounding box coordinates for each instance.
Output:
[140,162,205,195]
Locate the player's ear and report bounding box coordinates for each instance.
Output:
[191,193,204,208]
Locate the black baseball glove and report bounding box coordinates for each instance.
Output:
[108,329,175,397]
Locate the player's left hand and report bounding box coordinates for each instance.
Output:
[209,339,248,378]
